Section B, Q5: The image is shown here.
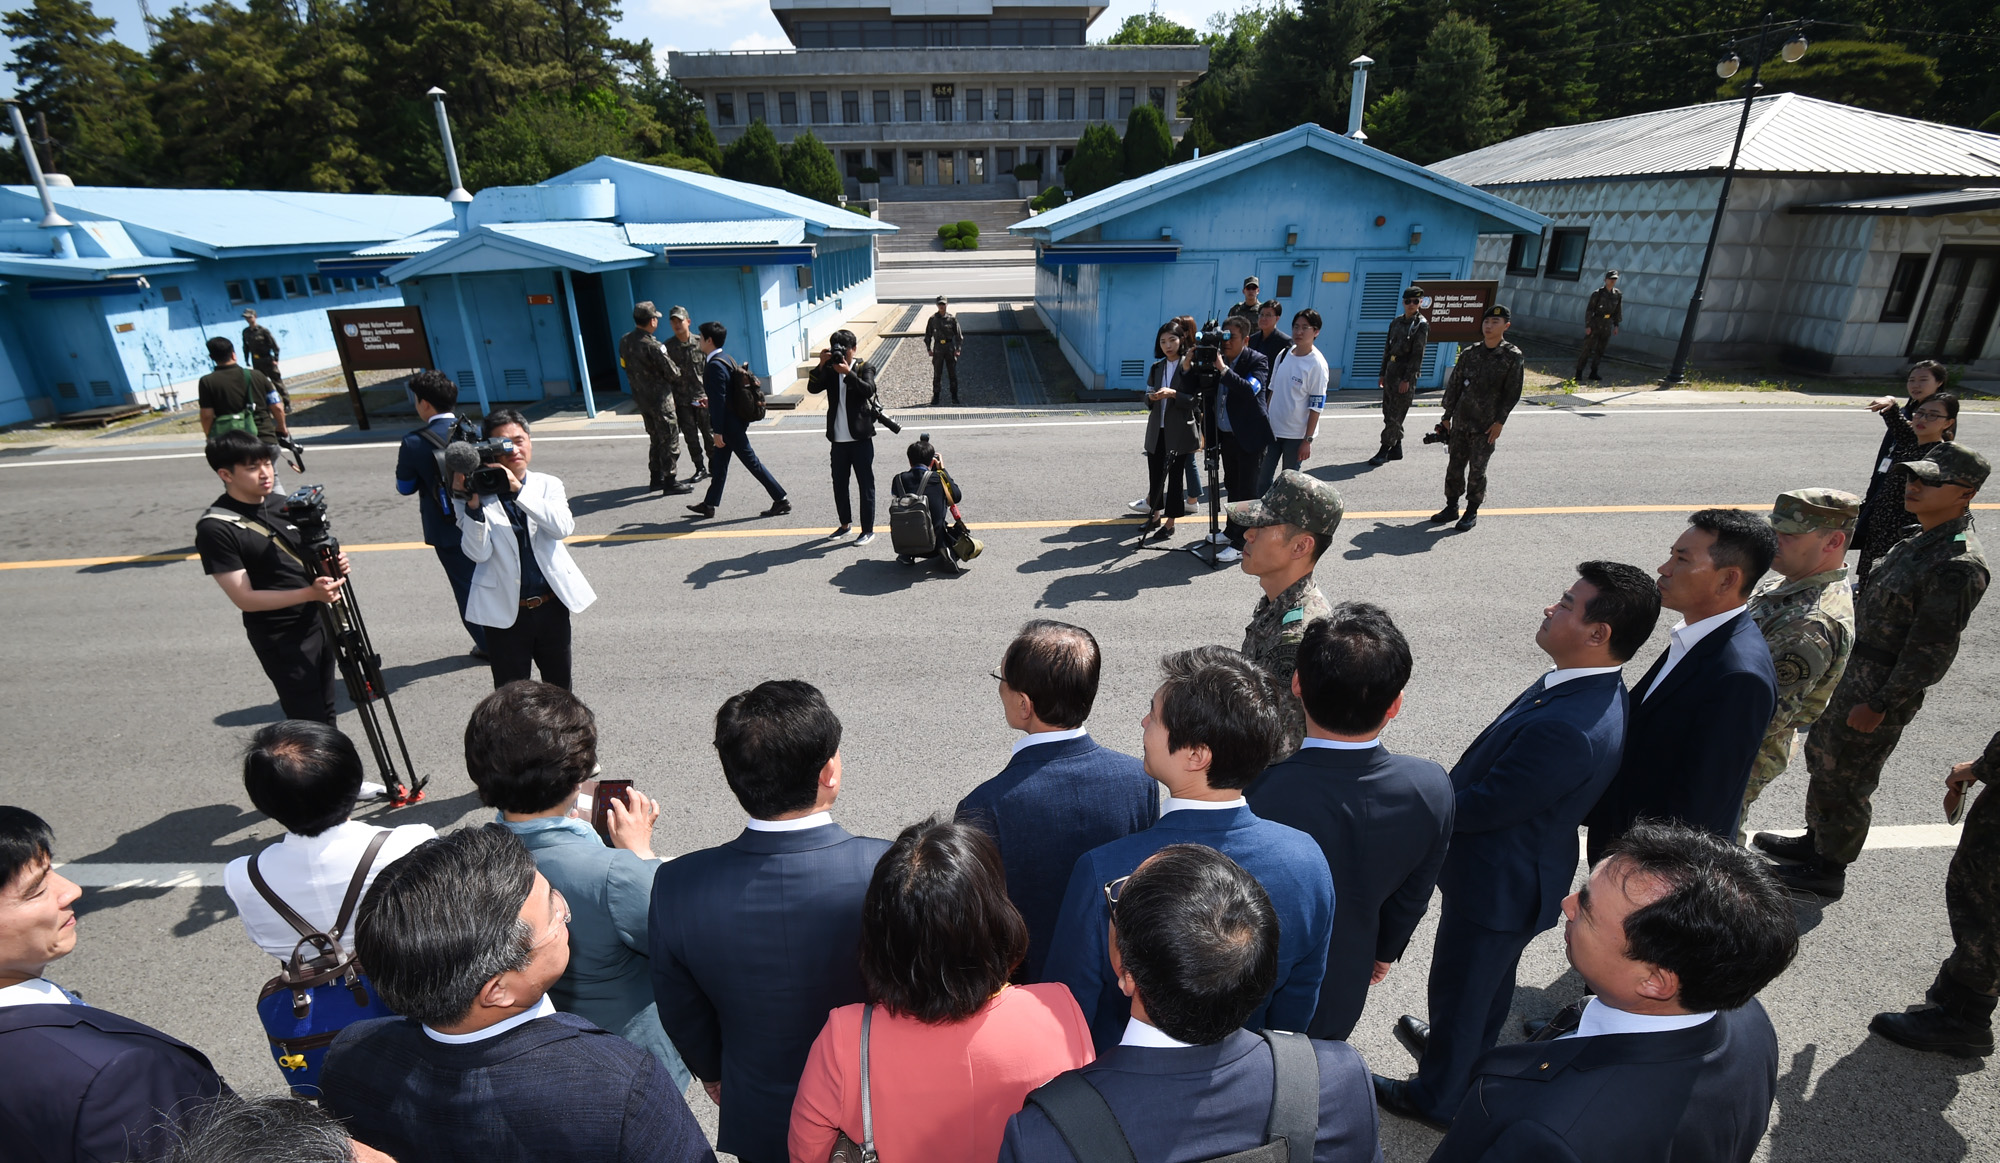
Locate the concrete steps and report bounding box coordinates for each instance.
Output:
[876,199,1035,252]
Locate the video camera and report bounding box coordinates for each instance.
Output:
[280,484,332,547]
[444,437,517,497]
[1189,319,1233,370]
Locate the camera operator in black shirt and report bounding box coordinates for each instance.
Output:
[807,328,891,545]
[195,430,349,724]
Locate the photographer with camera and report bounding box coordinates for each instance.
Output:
[807,328,895,546]
[1430,304,1525,533]
[453,409,596,691]
[1206,315,1273,565]
[394,370,486,659]
[197,430,350,725]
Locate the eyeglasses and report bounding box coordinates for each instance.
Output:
[530,888,571,949]
[990,668,1006,684]
[1102,875,1132,914]
[1912,409,1950,422]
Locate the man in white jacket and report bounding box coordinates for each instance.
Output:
[455,408,596,689]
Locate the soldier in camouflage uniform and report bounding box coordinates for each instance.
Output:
[1371,286,1429,466]
[1572,271,1621,382]
[240,309,291,411]
[1869,728,2000,1057]
[1758,444,1990,898]
[925,295,964,405]
[1227,470,1344,751]
[1431,304,1524,533]
[1738,488,1860,843]
[665,306,711,480]
[617,302,690,495]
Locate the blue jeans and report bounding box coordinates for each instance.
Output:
[1256,437,1305,496]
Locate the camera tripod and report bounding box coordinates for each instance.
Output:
[1136,378,1232,571]
[301,533,427,807]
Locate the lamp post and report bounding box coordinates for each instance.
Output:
[1662,14,1808,385]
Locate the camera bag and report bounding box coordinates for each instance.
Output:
[248,829,397,1096]
[726,358,768,423]
[888,468,940,557]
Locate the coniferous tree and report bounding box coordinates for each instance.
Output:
[1370,13,1521,164]
[722,119,784,187]
[1,0,161,184]
[1717,39,1942,117]
[780,130,843,204]
[1103,9,1200,44]
[1063,122,1125,195]
[1122,103,1174,178]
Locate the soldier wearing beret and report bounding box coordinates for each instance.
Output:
[1573,271,1621,383]
[1228,469,1344,751]
[618,302,691,496]
[1759,444,1990,898]
[1432,305,1524,532]
[1738,488,1860,842]
[665,306,711,481]
[1372,286,1429,466]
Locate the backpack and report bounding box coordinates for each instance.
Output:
[210,368,262,438]
[249,830,398,1097]
[417,416,481,519]
[888,468,940,556]
[726,358,767,423]
[1025,1029,1319,1163]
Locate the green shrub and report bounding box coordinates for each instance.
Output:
[1013,162,1041,182]
[944,237,964,250]
[938,223,959,240]
[856,167,880,183]
[957,220,979,237]
[1031,185,1066,212]
[960,235,979,250]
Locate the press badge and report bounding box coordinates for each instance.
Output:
[1307,395,1326,409]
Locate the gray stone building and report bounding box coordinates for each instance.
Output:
[1431,94,2000,378]
[667,1,1206,199]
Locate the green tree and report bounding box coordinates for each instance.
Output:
[1246,0,1381,137]
[722,119,784,187]
[1064,122,1124,195]
[1171,116,1215,162]
[1458,0,1598,133]
[1103,8,1199,44]
[1,0,161,184]
[462,88,655,187]
[1176,1,1279,149]
[780,129,843,204]
[1122,102,1174,177]
[1718,39,1941,117]
[1370,13,1522,164]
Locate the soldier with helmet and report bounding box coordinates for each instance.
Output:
[664,306,711,482]
[1229,469,1345,751]
[618,301,691,496]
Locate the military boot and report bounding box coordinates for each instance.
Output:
[1753,830,1817,862]
[1870,969,1996,1058]
[1428,505,1459,524]
[1772,854,1846,899]
[1368,446,1391,467]
[1388,441,1404,460]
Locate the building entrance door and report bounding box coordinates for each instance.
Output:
[1909,247,1999,362]
[939,152,956,186]
[905,151,925,186]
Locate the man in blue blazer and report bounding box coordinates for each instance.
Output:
[0,807,225,1163]
[1376,562,1659,1127]
[1249,603,1454,1041]
[1430,823,1796,1163]
[686,320,789,519]
[1043,646,1335,1054]
[1001,846,1381,1163]
[650,680,890,1163]
[392,368,485,656]
[1211,314,1274,561]
[958,620,1158,983]
[1586,510,1780,864]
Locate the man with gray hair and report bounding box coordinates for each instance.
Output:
[319,826,714,1162]
[618,301,692,496]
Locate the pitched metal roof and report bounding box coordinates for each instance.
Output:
[622,219,804,246]
[382,221,654,280]
[0,186,452,257]
[1010,123,1547,240]
[552,157,897,235]
[1791,187,2000,216]
[1431,94,2000,187]
[351,226,461,258]
[0,253,196,281]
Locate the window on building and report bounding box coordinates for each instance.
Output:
[1057,146,1075,175]
[810,91,828,123]
[1027,88,1045,119]
[254,277,279,300]
[842,90,860,122]
[905,150,925,186]
[717,94,736,125]
[1023,18,1052,43]
[1118,87,1135,119]
[1276,275,1294,297]
[747,92,766,123]
[875,148,897,178]
[844,150,866,177]
[283,275,304,297]
[329,276,349,292]
[1055,18,1084,43]
[1544,228,1589,280]
[904,89,922,122]
[1881,253,1931,322]
[1057,88,1075,119]
[935,91,954,122]
[1149,86,1165,110]
[161,285,182,302]
[895,21,923,46]
[1027,147,1045,172]
[965,88,983,121]
[997,147,1016,176]
[996,88,1014,120]
[971,153,986,183]
[1088,87,1105,119]
[779,92,798,124]
[306,274,325,294]
[1507,232,1543,276]
[874,90,892,123]
[226,281,248,304]
[862,20,892,45]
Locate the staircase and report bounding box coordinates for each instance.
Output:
[876,199,1036,252]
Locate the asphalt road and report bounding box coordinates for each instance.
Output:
[2,398,1996,1161]
[877,257,1036,301]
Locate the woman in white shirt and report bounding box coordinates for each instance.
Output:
[1140,321,1202,540]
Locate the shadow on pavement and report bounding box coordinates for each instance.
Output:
[1344,521,1452,561]
[79,547,197,573]
[76,885,239,939]
[1036,551,1209,608]
[357,786,483,832]
[1016,521,1151,576]
[570,485,669,517]
[212,652,484,727]
[828,555,967,595]
[684,539,841,588]
[1766,1040,1976,1162]
[1301,460,1378,484]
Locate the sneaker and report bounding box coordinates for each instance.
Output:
[834,524,852,538]
[1128,498,1154,514]
[357,781,388,802]
[1368,451,1388,466]
[1216,546,1243,563]
[855,532,876,546]
[1206,531,1231,545]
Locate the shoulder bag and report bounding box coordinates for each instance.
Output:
[828,1004,879,1163]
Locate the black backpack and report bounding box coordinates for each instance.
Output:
[417,416,480,518]
[888,468,939,556]
[1025,1029,1319,1163]
[726,358,767,423]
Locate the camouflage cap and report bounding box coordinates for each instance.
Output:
[633,300,662,323]
[1225,470,1344,544]
[1770,488,1861,534]
[1484,304,1511,320]
[667,304,690,321]
[1899,442,1990,490]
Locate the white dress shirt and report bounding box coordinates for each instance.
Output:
[1543,664,1626,690]
[0,977,73,1008]
[745,811,833,833]
[1564,996,1715,1039]
[1300,737,1382,750]
[1643,605,1747,700]
[1120,1016,1196,1049]
[1011,726,1090,757]
[1162,796,1247,815]
[423,994,557,1044]
[224,821,438,959]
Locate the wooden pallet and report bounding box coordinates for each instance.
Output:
[51,404,150,429]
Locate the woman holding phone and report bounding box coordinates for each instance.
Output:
[1138,319,1201,540]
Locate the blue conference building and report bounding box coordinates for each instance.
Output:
[1009,123,1547,397]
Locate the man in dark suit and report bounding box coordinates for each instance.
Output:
[686,320,789,519]
[0,807,225,1163]
[1248,603,1454,1041]
[1375,562,1660,1128]
[651,680,890,1163]
[1000,845,1381,1163]
[1043,646,1334,1054]
[957,620,1158,982]
[393,368,487,657]
[321,826,712,1163]
[1586,510,1780,863]
[1431,822,1796,1162]
[1211,313,1273,564]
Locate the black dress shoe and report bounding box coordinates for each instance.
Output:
[1394,1014,1430,1061]
[1773,856,1847,899]
[1753,831,1816,863]
[762,498,793,517]
[1371,1074,1449,1130]
[469,647,489,661]
[659,481,693,496]
[1428,506,1459,524]
[686,502,715,518]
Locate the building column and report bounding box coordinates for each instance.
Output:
[560,268,597,419]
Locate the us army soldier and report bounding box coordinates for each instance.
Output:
[1738,489,1859,842]
[1228,470,1343,752]
[1573,270,1621,383]
[1371,285,1429,466]
[1431,304,1524,533]
[618,301,690,496]
[1758,444,1990,898]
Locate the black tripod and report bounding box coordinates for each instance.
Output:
[1137,375,1230,570]
[300,532,427,807]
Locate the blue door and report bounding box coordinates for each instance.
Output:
[31,299,129,413]
[1346,260,1460,390]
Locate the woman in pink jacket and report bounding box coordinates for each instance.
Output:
[790,817,1094,1162]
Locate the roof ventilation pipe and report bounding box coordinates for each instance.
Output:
[1346,56,1374,140]
[2,98,76,258]
[428,87,475,231]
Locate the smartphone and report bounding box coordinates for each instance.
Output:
[591,779,635,845]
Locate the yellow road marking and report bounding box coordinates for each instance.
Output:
[7,504,1998,572]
